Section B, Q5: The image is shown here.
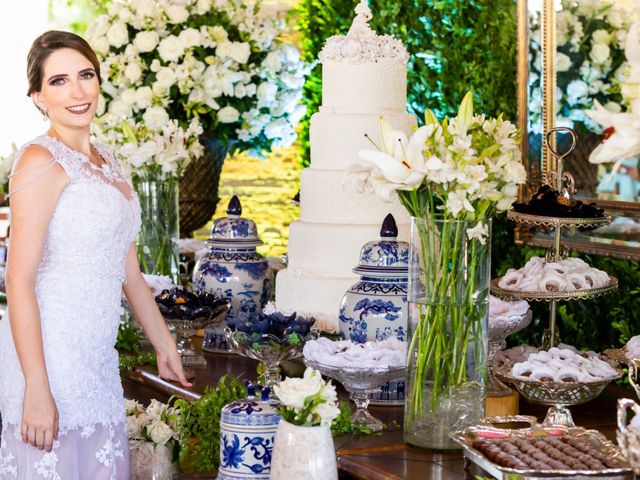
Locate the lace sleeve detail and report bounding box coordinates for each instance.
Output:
[8,136,80,198]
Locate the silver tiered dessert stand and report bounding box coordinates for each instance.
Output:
[491,127,620,427]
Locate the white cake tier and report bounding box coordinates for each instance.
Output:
[299,168,410,224]
[322,59,407,112]
[286,220,409,277]
[310,110,416,170]
[275,268,354,330]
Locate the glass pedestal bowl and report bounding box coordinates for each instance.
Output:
[496,366,622,427]
[488,310,533,396]
[225,328,317,399]
[304,359,405,432]
[164,304,227,368]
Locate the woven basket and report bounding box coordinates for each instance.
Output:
[179,138,229,237]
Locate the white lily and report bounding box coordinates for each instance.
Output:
[357,117,431,192]
[466,222,489,245]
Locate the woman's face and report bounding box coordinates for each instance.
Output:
[31,48,100,130]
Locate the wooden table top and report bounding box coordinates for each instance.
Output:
[122,348,635,480]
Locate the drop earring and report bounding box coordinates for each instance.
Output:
[42,106,48,122]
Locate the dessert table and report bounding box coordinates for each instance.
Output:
[122,345,633,480]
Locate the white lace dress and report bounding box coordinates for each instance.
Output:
[0,134,141,479]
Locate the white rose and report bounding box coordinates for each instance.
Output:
[264,118,290,140]
[196,0,211,15]
[109,100,132,117]
[273,368,324,410]
[607,10,624,29]
[218,105,240,123]
[503,160,527,184]
[147,420,174,445]
[179,28,202,48]
[590,43,611,65]
[156,67,177,87]
[146,399,167,420]
[257,82,277,104]
[158,36,186,63]
[245,83,257,96]
[150,59,162,73]
[217,41,251,64]
[166,5,189,24]
[592,29,610,45]
[234,83,247,98]
[567,80,589,102]
[106,23,129,48]
[124,63,143,83]
[132,0,156,17]
[121,88,137,106]
[210,26,228,43]
[92,37,110,55]
[143,106,170,131]
[315,401,340,426]
[556,52,571,72]
[263,51,282,72]
[86,15,110,39]
[127,415,141,438]
[135,86,153,109]
[133,31,159,53]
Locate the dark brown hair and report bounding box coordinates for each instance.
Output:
[27,30,102,97]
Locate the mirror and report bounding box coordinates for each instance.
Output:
[519,0,640,260]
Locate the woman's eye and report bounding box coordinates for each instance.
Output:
[81,71,95,80]
[50,78,65,86]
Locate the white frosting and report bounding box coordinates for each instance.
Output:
[318,1,408,64]
[285,220,409,275]
[299,168,410,224]
[322,59,408,111]
[310,110,416,170]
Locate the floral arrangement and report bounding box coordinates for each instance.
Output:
[274,368,340,427]
[529,0,635,135]
[349,92,525,229]
[348,92,524,446]
[125,398,181,447]
[125,398,181,478]
[86,0,311,179]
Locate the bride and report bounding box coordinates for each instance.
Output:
[0,30,190,479]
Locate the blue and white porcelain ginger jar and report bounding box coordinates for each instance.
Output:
[218,386,281,480]
[339,214,408,404]
[194,196,271,349]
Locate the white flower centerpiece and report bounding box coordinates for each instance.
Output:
[270,368,339,480]
[125,398,181,480]
[86,0,311,278]
[529,0,636,135]
[347,92,525,449]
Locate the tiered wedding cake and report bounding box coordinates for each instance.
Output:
[276,1,416,329]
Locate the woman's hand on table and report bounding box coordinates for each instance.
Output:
[156,345,193,387]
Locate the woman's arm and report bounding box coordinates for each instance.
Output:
[122,244,191,387]
[6,145,68,452]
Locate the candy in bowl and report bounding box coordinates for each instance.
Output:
[303,338,406,432]
[225,310,316,397]
[155,288,228,367]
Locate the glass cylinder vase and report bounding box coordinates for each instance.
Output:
[404,216,490,450]
[134,171,180,282]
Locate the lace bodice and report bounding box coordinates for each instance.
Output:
[0,134,141,430]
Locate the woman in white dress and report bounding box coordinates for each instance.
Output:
[0,31,191,479]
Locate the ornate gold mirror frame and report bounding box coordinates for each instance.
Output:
[516,0,640,261]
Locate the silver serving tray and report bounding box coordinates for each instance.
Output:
[450,417,634,479]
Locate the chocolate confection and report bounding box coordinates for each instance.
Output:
[471,435,622,471]
[513,185,604,218]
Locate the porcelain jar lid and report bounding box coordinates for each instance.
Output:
[221,386,281,426]
[208,196,263,249]
[353,214,409,278]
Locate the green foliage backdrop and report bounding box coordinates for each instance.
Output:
[296,0,640,351]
